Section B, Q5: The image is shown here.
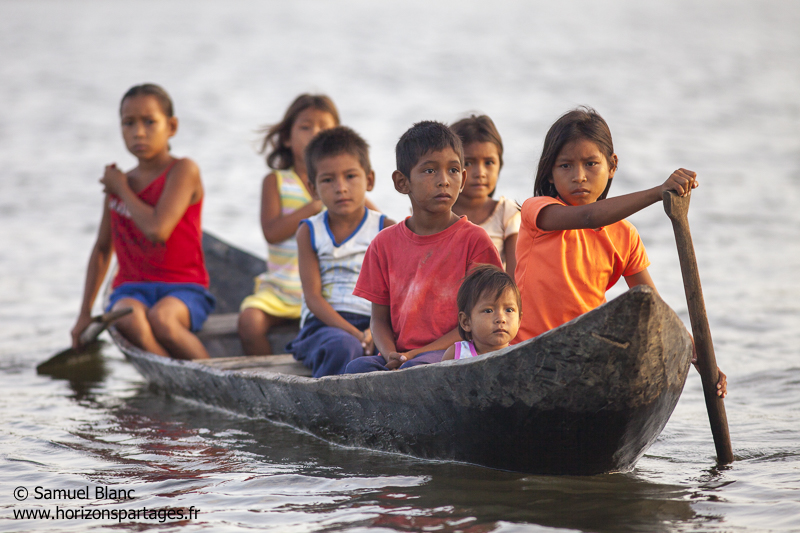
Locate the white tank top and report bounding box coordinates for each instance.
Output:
[300,208,386,326]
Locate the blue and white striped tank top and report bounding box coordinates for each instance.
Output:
[299,208,386,326]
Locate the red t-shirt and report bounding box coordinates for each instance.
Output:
[354,216,502,353]
[513,196,650,342]
[109,164,209,288]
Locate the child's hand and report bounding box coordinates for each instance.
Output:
[692,347,728,399]
[662,168,698,197]
[70,312,93,349]
[385,351,407,370]
[361,328,374,356]
[716,368,727,398]
[100,164,128,196]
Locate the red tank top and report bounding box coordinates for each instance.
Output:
[109,162,209,288]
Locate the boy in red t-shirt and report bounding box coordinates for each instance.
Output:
[345,121,502,373]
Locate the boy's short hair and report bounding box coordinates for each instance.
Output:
[395,121,464,178]
[457,264,521,341]
[305,126,371,183]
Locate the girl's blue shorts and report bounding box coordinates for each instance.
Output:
[106,282,216,332]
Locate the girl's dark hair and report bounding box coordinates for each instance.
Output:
[534,107,615,200]
[120,84,174,117]
[457,264,521,341]
[259,94,340,170]
[450,114,504,168]
[450,114,504,198]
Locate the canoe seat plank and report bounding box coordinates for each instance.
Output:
[198,354,312,377]
[197,313,238,337]
[197,313,299,339]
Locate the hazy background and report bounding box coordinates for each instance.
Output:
[1,1,799,531]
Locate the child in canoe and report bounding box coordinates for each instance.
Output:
[238,94,339,355]
[71,84,215,360]
[442,264,521,360]
[345,121,503,373]
[514,107,727,396]
[286,127,395,377]
[450,115,520,276]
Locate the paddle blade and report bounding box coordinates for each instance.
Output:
[37,307,133,372]
[37,340,104,374]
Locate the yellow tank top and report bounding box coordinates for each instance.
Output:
[256,168,312,306]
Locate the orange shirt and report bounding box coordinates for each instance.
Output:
[513,196,650,343]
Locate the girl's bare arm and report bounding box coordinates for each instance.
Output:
[441,345,456,361]
[538,169,698,232]
[101,158,201,243]
[504,233,518,278]
[261,173,322,244]
[71,201,114,347]
[624,268,657,292]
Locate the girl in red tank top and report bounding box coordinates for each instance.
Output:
[71,84,214,360]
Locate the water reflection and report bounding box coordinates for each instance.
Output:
[61,379,697,532]
[35,341,109,401]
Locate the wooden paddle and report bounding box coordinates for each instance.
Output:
[663,190,733,464]
[36,308,132,372]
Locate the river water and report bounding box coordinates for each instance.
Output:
[1,1,799,531]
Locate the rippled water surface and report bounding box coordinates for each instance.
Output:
[1,1,799,531]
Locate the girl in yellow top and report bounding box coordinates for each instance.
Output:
[514,107,726,397]
[238,94,339,355]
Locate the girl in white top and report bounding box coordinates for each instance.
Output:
[442,264,521,361]
[451,115,521,276]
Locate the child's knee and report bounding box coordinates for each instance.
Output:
[147,306,186,343]
[238,308,270,338]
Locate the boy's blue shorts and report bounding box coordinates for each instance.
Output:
[106,282,216,332]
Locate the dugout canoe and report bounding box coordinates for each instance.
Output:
[113,232,694,475]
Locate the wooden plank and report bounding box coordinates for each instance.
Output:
[198,313,239,337]
[197,354,312,377]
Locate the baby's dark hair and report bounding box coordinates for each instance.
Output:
[305,126,371,183]
[457,264,521,341]
[534,107,615,200]
[259,94,340,170]
[395,120,463,178]
[120,84,174,117]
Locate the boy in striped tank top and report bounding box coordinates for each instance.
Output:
[287,127,395,376]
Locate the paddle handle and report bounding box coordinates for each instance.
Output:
[78,308,132,346]
[663,191,733,464]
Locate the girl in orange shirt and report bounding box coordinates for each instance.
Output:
[514,107,726,396]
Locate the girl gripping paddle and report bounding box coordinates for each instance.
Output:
[513,107,726,396]
[71,84,215,360]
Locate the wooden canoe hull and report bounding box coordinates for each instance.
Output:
[117,280,692,475]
